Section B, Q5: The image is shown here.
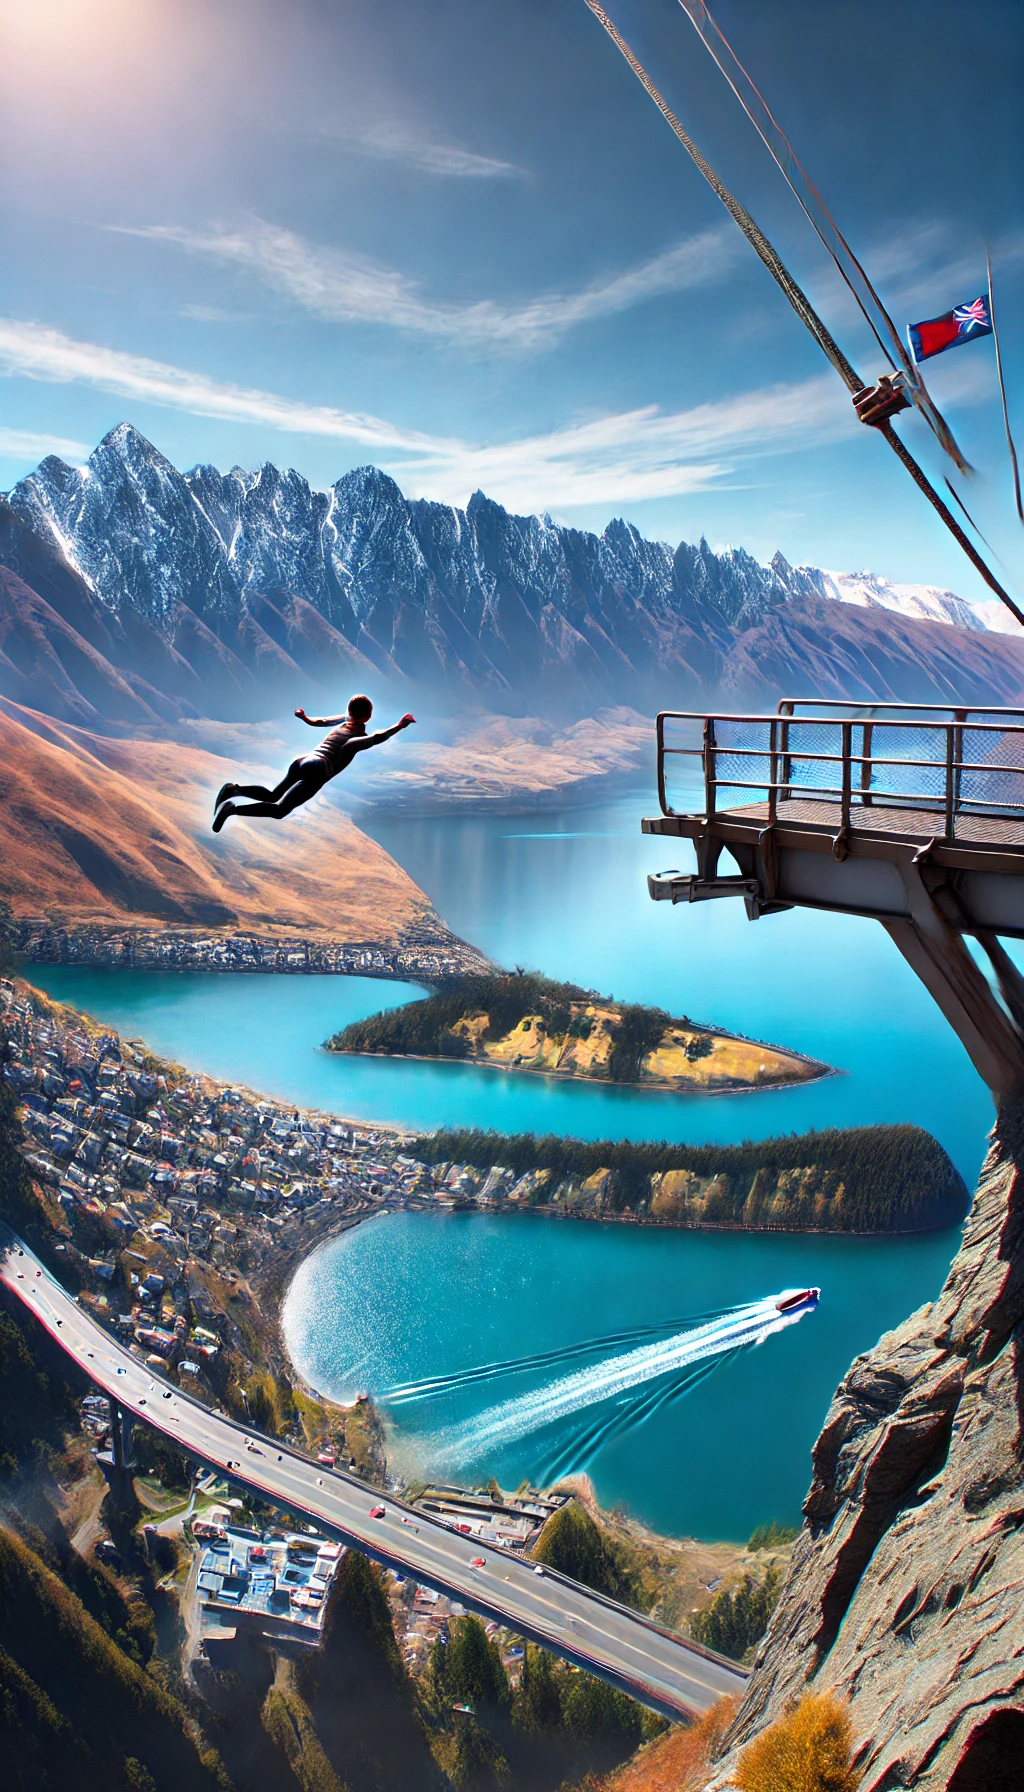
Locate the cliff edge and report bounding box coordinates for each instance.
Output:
[708,1117,1024,1789]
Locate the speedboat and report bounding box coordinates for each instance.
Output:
[776,1287,820,1314]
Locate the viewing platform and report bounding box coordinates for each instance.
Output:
[642,700,1024,1097]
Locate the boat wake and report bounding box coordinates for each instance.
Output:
[415,1289,818,1475]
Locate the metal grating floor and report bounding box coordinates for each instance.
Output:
[719,797,1024,849]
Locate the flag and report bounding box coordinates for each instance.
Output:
[908,295,993,363]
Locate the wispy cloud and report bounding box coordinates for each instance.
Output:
[803,219,1024,362]
[396,373,856,511]
[0,423,90,464]
[867,220,1024,316]
[114,218,741,350]
[0,319,451,453]
[328,118,525,180]
[180,302,250,323]
[0,316,860,512]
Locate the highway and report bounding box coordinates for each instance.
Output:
[1,1230,748,1719]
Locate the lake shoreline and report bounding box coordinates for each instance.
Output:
[282,1206,963,1542]
[16,920,489,984]
[6,971,962,1541]
[328,1043,838,1099]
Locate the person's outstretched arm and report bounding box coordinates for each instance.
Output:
[294,707,346,727]
[349,715,416,753]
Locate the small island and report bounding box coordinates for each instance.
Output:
[411,1123,969,1233]
[325,970,831,1094]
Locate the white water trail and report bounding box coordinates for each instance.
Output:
[426,1291,814,1470]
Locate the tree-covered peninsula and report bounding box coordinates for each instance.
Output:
[411,1123,968,1233]
[327,970,829,1094]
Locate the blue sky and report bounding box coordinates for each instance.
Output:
[1,0,1021,599]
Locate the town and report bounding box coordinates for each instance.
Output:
[13,919,488,982]
[0,973,580,1684]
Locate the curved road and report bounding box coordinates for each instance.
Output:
[1,1231,748,1719]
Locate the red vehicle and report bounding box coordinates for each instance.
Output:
[369,1505,386,1519]
[470,1556,486,1570]
[776,1288,820,1314]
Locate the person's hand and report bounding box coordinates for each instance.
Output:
[294,707,308,721]
[400,713,416,727]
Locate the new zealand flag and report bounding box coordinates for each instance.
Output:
[908,295,992,362]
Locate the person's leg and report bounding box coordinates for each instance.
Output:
[216,759,308,809]
[213,768,325,830]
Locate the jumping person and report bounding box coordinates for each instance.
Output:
[211,695,415,831]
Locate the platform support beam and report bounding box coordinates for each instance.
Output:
[882,863,1024,1097]
[976,931,1024,1037]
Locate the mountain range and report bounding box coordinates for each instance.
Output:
[3,422,1024,728]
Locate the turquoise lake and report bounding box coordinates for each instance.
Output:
[282,1210,958,1541]
[29,783,1002,1538]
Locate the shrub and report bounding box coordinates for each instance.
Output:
[511,1644,562,1733]
[443,1712,510,1790]
[261,1686,345,1792]
[748,1521,799,1551]
[606,1004,671,1083]
[691,1567,781,1660]
[532,1500,644,1609]
[736,1691,860,1792]
[433,1615,509,1714]
[561,1674,641,1750]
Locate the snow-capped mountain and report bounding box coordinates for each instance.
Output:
[790,564,998,634]
[2,422,1022,729]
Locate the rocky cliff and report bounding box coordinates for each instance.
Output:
[5,424,1024,725]
[708,1117,1024,1789]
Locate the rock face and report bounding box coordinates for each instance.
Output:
[5,425,1024,724]
[710,1121,1024,1790]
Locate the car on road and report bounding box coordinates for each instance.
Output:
[533,1564,544,1576]
[470,1556,486,1570]
[369,1506,386,1519]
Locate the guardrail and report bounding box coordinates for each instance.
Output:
[656,702,1024,845]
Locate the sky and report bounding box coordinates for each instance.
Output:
[1,0,1022,600]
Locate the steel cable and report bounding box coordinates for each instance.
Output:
[581,0,1024,626]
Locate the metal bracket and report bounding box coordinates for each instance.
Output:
[648,871,759,906]
[831,826,850,862]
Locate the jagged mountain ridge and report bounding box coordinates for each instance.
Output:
[4,421,1024,726]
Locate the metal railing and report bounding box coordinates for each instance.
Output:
[656,702,1024,843]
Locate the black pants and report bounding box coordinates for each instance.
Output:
[229,756,330,820]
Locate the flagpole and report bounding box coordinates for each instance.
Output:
[988,248,1024,526]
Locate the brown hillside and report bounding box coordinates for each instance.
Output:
[600,1701,737,1791]
[0,700,434,942]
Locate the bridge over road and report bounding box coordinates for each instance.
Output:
[0,1229,747,1721]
